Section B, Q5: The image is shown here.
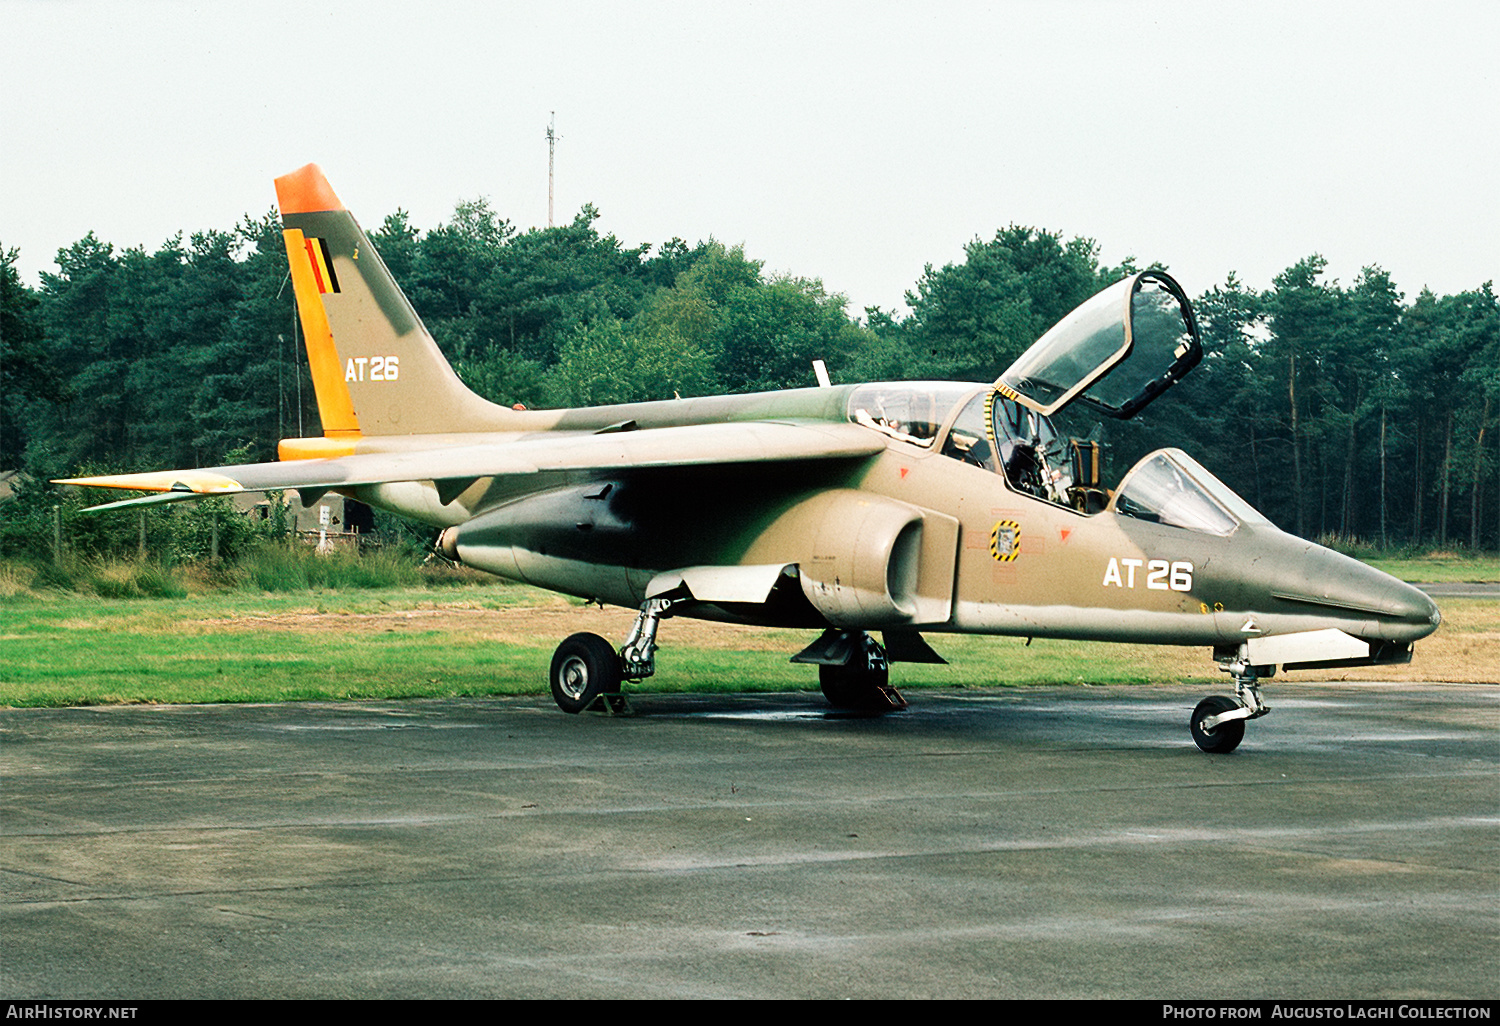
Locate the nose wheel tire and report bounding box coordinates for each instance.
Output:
[550,632,623,714]
[1190,694,1246,754]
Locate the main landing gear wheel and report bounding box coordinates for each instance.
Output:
[820,662,893,711]
[818,635,907,714]
[1190,694,1246,754]
[550,632,623,714]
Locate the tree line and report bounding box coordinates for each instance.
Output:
[2,198,1496,554]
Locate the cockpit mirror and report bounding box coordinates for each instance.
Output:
[996,271,1202,420]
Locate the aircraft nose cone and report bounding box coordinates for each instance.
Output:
[1337,564,1442,642]
[1390,578,1443,633]
[1341,562,1442,634]
[1266,542,1441,643]
[1334,560,1442,642]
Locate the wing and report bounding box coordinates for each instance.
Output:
[57,420,885,511]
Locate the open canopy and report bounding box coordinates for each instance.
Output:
[996,271,1202,420]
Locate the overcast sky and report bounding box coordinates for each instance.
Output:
[2,0,1495,317]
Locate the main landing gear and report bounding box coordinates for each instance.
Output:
[1190,650,1271,754]
[549,632,624,714]
[792,629,908,713]
[548,597,677,714]
[546,600,909,716]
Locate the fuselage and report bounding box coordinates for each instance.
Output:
[303,380,1440,653]
[56,168,1440,745]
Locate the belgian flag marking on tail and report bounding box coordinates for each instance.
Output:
[304,237,340,294]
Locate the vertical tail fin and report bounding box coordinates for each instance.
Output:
[275,164,514,439]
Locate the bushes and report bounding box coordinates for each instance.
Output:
[0,460,496,597]
[0,469,285,563]
[0,544,492,599]
[81,559,189,599]
[0,555,188,599]
[241,544,423,592]
[0,530,495,599]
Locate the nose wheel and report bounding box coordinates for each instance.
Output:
[1191,650,1271,753]
[1190,694,1246,753]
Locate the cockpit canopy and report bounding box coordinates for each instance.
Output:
[997,271,1202,420]
[846,380,1270,537]
[846,381,977,446]
[844,274,1270,537]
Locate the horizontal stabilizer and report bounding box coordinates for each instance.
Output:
[57,447,539,499]
[56,469,245,495]
[79,491,213,513]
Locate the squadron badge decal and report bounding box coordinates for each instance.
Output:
[989,519,1022,562]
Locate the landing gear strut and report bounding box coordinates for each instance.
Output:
[548,597,680,714]
[1191,650,1271,753]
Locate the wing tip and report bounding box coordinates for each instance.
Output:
[52,472,245,495]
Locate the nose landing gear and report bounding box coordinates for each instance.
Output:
[1191,650,1271,753]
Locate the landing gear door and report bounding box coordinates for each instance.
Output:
[996,271,1202,420]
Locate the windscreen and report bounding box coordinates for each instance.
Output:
[1112,449,1265,536]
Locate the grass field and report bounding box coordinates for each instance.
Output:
[1364,554,1500,583]
[2,576,1494,708]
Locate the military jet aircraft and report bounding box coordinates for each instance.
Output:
[62,165,1442,753]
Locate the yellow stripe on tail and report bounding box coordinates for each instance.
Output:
[283,226,361,440]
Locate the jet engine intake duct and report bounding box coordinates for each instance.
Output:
[786,490,926,627]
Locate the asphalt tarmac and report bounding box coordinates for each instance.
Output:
[1417,582,1500,599]
[2,683,1496,1000]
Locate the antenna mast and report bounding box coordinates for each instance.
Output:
[546,112,556,228]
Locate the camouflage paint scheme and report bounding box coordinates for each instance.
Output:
[63,166,1441,749]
